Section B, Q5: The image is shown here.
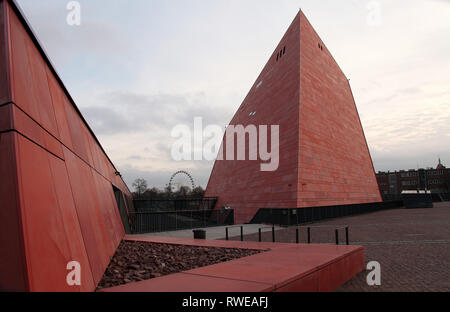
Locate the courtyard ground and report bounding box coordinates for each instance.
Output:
[231,202,450,292]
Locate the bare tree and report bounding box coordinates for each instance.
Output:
[143,187,161,199]
[191,186,206,198]
[132,178,148,199]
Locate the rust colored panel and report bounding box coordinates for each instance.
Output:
[87,134,102,175]
[63,97,89,162]
[63,146,113,285]
[0,103,12,131]
[12,104,64,159]
[46,66,73,150]
[90,169,115,255]
[25,33,59,138]
[12,104,44,147]
[82,126,94,167]
[47,154,95,291]
[105,173,126,238]
[0,1,11,104]
[102,153,115,182]
[91,169,124,252]
[0,132,28,291]
[84,170,118,257]
[15,134,74,291]
[43,130,64,159]
[96,143,108,178]
[8,4,40,121]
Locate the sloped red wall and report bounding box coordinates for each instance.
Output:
[297,11,381,207]
[0,0,131,291]
[205,10,381,224]
[205,12,301,224]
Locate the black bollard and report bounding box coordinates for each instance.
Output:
[296,228,299,244]
[272,226,275,243]
[335,229,339,245]
[307,227,311,244]
[258,228,262,242]
[226,227,229,241]
[346,227,349,245]
[240,226,244,242]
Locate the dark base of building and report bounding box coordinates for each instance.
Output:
[250,201,404,227]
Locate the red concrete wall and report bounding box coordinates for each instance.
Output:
[205,10,381,224]
[0,132,28,291]
[0,0,131,291]
[298,11,381,207]
[0,0,10,103]
[205,12,301,224]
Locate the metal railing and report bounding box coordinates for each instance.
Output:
[383,193,450,202]
[257,226,276,243]
[133,197,218,212]
[250,201,403,227]
[224,224,351,245]
[130,208,233,234]
[225,225,246,242]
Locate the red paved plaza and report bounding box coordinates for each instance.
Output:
[232,202,450,292]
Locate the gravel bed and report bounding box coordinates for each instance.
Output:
[98,241,265,289]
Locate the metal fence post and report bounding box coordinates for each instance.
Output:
[226,227,229,241]
[272,226,275,243]
[346,227,349,245]
[335,229,339,245]
[307,227,311,244]
[240,226,244,242]
[296,228,299,244]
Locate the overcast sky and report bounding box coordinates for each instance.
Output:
[16,0,450,189]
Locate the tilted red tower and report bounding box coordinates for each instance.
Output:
[205,10,382,224]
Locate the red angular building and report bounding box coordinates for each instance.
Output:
[0,0,132,291]
[205,10,382,224]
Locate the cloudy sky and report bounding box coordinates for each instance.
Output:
[16,0,450,189]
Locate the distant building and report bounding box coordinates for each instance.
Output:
[377,159,450,195]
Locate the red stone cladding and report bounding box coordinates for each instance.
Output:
[297,11,381,207]
[0,0,131,291]
[205,11,301,224]
[205,11,381,224]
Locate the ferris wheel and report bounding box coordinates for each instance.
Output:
[168,170,195,192]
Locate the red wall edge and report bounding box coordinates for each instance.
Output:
[0,0,130,291]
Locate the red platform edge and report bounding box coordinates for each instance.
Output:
[99,235,364,292]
